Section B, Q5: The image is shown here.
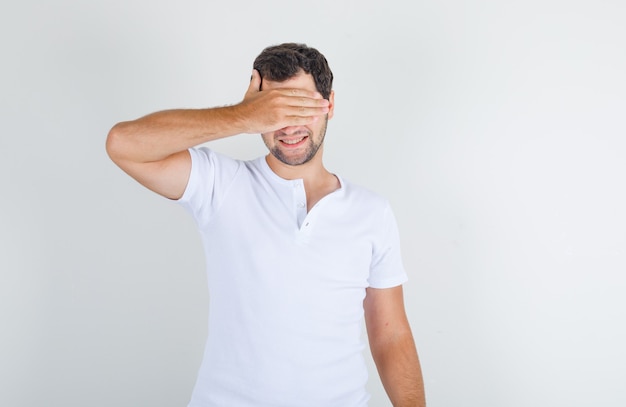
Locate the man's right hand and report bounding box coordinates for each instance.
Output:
[236,69,330,134]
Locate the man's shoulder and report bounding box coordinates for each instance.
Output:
[191,146,260,174]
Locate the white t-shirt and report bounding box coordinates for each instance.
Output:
[178,147,408,407]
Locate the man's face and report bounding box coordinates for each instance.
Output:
[260,71,334,166]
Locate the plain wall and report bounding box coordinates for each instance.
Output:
[1,0,625,406]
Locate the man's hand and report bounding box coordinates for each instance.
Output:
[236,69,330,134]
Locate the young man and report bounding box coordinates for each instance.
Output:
[106,43,425,407]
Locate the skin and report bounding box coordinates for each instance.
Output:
[365,285,426,406]
[259,72,338,210]
[260,78,329,167]
[106,69,425,406]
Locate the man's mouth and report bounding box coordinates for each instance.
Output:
[281,136,307,145]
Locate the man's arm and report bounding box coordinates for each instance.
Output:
[364,285,426,407]
[105,70,329,199]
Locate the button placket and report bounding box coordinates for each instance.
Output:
[292,180,307,228]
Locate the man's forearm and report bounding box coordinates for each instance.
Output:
[372,332,426,407]
[106,106,247,164]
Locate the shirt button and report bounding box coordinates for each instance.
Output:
[298,202,306,208]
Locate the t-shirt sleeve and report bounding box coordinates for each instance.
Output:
[367,203,409,289]
[176,147,240,227]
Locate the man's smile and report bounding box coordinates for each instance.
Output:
[280,136,308,146]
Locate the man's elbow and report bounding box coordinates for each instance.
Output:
[105,122,130,164]
[370,328,416,361]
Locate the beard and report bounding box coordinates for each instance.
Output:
[265,117,328,166]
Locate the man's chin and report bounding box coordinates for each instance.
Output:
[271,150,313,166]
[275,156,310,166]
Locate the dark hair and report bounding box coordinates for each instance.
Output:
[253,43,334,99]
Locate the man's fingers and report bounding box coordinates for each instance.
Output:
[289,104,329,117]
[280,95,330,121]
[286,88,325,100]
[239,81,330,133]
[266,91,329,117]
[281,114,321,128]
[286,95,330,110]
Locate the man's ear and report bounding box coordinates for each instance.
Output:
[327,90,335,120]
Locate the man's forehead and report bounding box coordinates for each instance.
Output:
[262,71,316,90]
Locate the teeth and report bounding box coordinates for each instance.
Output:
[282,137,305,145]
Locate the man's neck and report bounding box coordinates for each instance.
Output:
[264,151,329,183]
[265,152,340,211]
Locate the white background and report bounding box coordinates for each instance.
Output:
[1,1,625,406]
